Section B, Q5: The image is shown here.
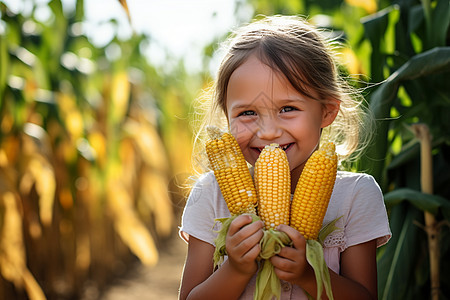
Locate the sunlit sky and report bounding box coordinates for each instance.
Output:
[2,0,254,72]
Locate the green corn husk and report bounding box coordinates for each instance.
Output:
[255,229,291,300]
[213,216,341,300]
[304,217,342,300]
[213,214,261,269]
[254,217,341,300]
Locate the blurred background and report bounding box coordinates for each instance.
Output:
[0,0,448,299]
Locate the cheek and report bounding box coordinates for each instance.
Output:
[230,121,257,163]
[230,119,254,140]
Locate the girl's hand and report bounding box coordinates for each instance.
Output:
[225,214,264,275]
[270,224,314,285]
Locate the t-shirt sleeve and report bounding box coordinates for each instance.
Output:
[344,174,391,249]
[179,172,227,246]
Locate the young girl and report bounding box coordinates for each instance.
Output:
[179,15,391,300]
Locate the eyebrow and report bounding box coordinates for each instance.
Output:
[229,103,254,110]
[278,97,307,104]
[229,97,307,110]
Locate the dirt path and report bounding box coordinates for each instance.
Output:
[100,235,187,300]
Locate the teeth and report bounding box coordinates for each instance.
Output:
[258,143,290,152]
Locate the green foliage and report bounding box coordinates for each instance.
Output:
[356,1,450,299]
[362,47,450,185]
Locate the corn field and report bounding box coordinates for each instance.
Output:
[0,0,198,299]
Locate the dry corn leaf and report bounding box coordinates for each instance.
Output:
[1,135,20,164]
[118,0,131,23]
[56,92,84,141]
[140,169,173,237]
[1,113,14,134]
[107,179,158,266]
[165,123,193,175]
[123,120,169,173]
[66,111,84,141]
[110,71,130,123]
[0,149,8,167]
[58,187,73,210]
[75,233,91,272]
[0,191,46,300]
[88,130,107,167]
[119,137,138,190]
[19,155,55,226]
[22,269,47,300]
[0,191,26,286]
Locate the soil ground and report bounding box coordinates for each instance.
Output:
[100,235,187,300]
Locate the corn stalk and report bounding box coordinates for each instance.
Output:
[412,124,440,300]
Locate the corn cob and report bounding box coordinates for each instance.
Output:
[205,126,257,215]
[290,142,338,240]
[255,143,291,230]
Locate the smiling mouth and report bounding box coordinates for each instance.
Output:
[255,143,293,153]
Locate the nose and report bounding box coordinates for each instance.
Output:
[256,115,282,140]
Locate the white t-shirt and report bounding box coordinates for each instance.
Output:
[180,170,391,299]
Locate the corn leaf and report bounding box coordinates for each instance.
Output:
[19,156,55,226]
[0,191,25,286]
[140,169,173,237]
[384,188,450,220]
[386,143,419,170]
[22,270,47,300]
[110,71,130,123]
[428,0,450,49]
[361,47,450,183]
[56,92,84,142]
[377,204,422,300]
[255,229,291,300]
[305,240,333,300]
[118,0,132,23]
[124,120,169,173]
[0,34,8,101]
[361,6,396,82]
[107,179,158,266]
[0,191,46,300]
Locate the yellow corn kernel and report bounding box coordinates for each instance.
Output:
[290,142,338,240]
[255,143,291,230]
[205,126,257,215]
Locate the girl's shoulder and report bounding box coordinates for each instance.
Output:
[336,170,377,181]
[191,171,218,189]
[335,171,381,192]
[329,170,384,221]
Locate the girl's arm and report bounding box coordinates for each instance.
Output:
[271,224,378,300]
[179,214,264,300]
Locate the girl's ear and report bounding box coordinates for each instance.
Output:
[321,98,340,128]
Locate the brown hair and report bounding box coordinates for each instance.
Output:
[192,15,372,173]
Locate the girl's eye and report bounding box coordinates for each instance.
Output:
[280,106,297,113]
[238,110,256,116]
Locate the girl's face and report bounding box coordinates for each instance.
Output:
[226,54,339,183]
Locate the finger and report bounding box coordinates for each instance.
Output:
[229,216,263,239]
[270,255,297,275]
[273,266,296,282]
[228,221,264,255]
[277,224,306,250]
[236,226,264,250]
[227,214,254,236]
[277,244,299,260]
[242,242,261,261]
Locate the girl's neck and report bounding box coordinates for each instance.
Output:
[290,165,304,194]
